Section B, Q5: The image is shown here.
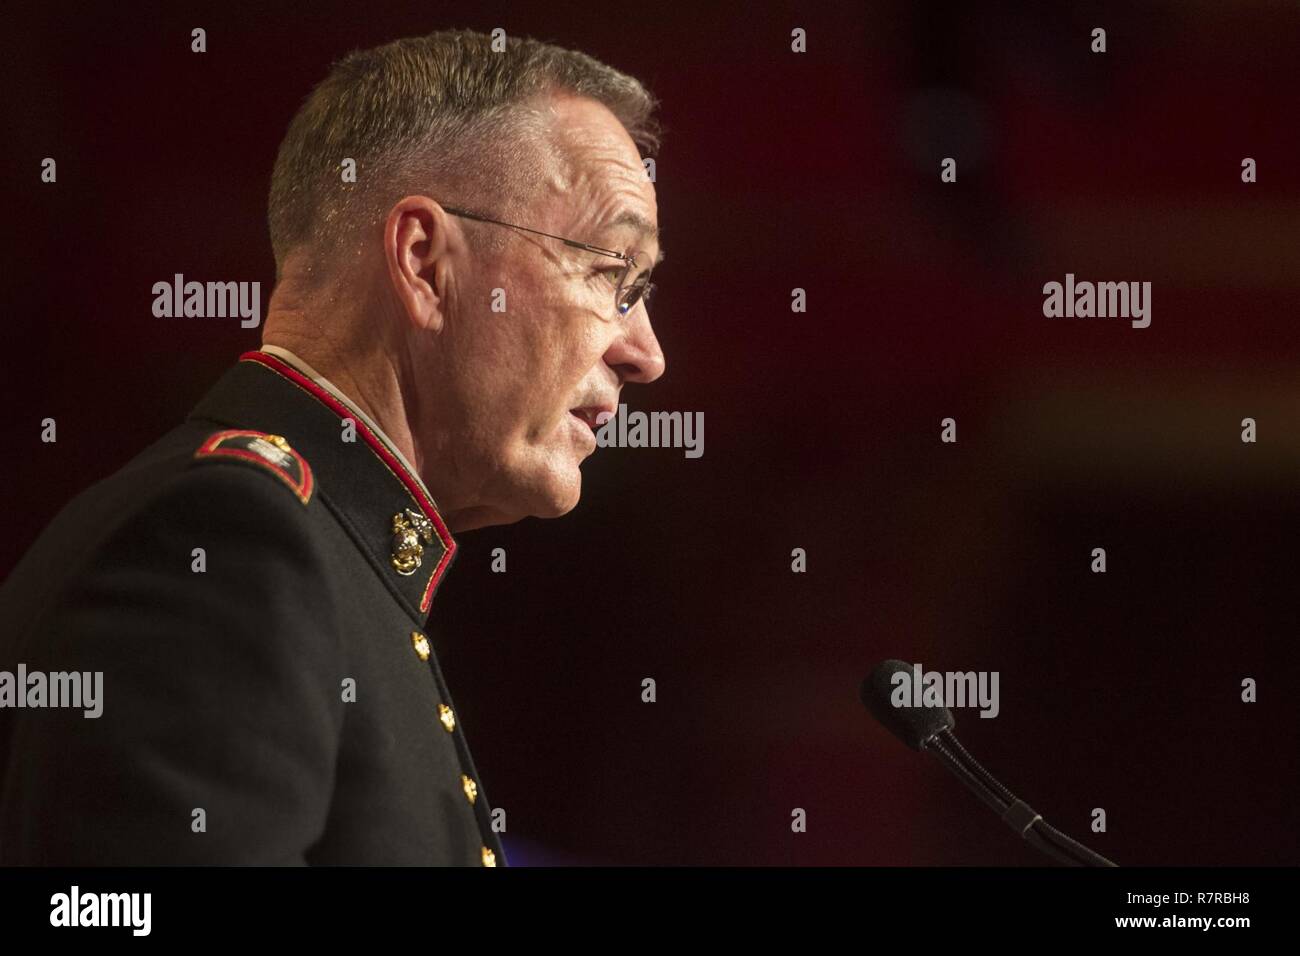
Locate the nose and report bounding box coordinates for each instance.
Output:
[605,304,666,384]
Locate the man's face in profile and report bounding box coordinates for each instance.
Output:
[434,93,665,528]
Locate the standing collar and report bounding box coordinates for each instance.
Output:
[188,350,457,620]
[257,344,435,504]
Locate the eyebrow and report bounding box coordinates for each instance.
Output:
[602,210,665,265]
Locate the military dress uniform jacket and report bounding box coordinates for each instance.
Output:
[0,349,506,866]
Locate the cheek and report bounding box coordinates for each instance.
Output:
[548,323,610,414]
[463,271,611,445]
[517,314,611,430]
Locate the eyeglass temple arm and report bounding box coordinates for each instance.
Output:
[439,204,630,261]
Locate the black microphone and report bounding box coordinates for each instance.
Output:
[861,659,1117,867]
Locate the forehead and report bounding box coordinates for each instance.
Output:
[532,93,659,254]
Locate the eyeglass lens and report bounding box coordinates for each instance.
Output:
[616,254,653,316]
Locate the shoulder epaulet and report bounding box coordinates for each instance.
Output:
[192,430,314,505]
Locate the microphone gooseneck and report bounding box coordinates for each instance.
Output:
[862,659,1118,867]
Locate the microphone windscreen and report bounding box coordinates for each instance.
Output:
[861,659,955,750]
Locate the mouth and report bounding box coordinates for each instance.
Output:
[568,405,614,436]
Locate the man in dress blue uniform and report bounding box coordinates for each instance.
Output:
[0,29,665,864]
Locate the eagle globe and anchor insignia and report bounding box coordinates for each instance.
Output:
[390,508,435,575]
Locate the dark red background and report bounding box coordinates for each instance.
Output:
[4,1,1298,865]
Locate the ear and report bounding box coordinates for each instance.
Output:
[383,196,457,332]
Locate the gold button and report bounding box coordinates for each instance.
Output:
[461,774,478,805]
[438,704,456,733]
[481,846,496,867]
[410,631,430,661]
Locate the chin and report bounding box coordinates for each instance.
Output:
[447,461,581,530]
[531,475,582,518]
[484,439,587,523]
[523,456,584,519]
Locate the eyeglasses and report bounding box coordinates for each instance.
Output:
[439,204,656,319]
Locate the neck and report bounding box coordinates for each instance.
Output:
[261,272,491,534]
[262,307,420,483]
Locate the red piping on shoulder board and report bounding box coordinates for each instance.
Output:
[195,429,314,505]
[238,350,456,612]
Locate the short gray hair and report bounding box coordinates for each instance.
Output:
[267,29,661,278]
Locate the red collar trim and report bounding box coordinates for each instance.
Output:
[239,349,455,612]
